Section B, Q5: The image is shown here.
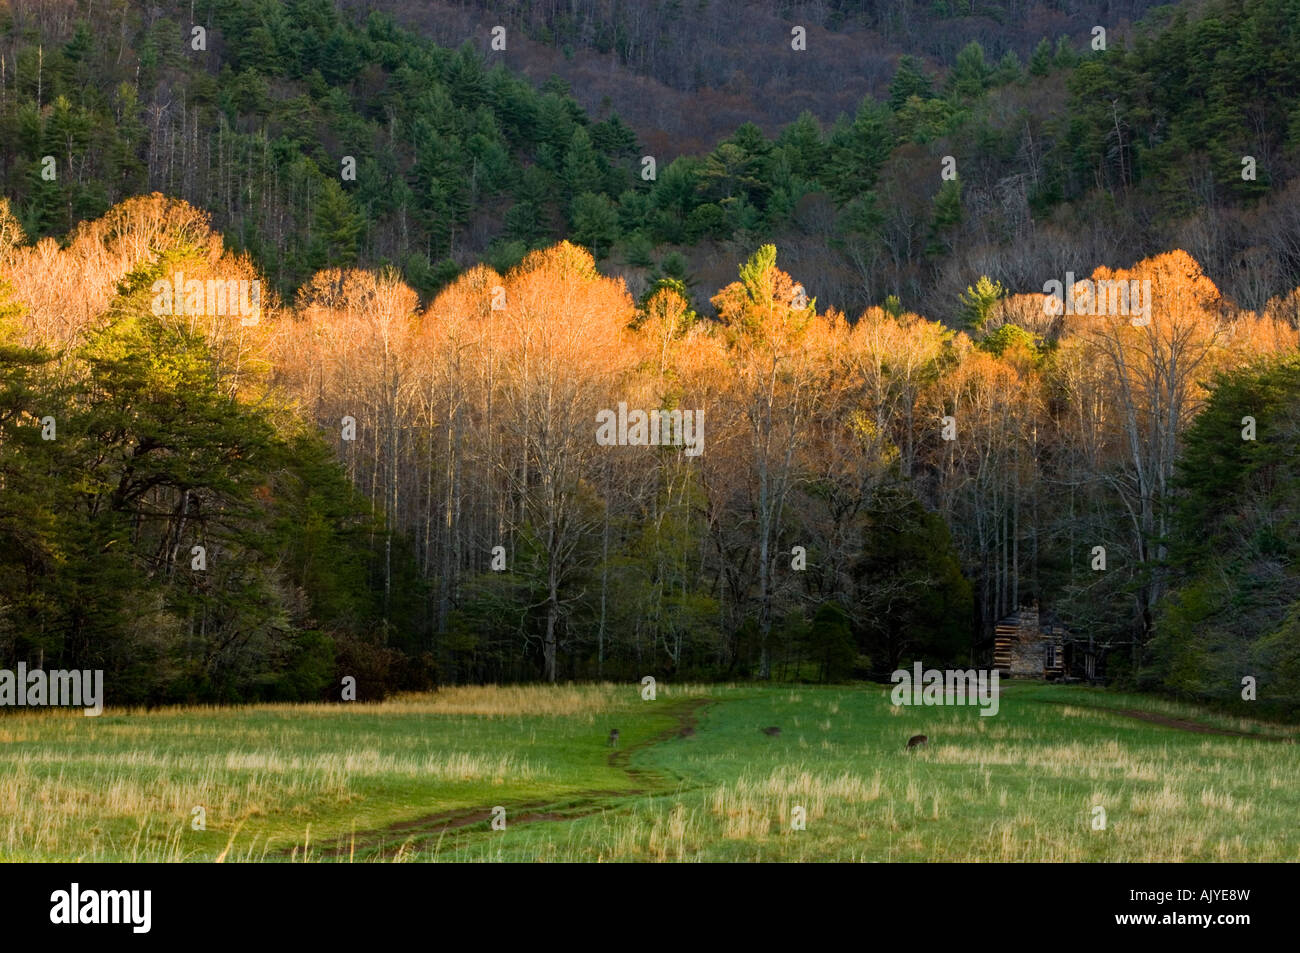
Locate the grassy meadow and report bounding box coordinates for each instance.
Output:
[1,681,1297,862]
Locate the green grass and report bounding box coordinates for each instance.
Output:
[1,682,1297,861]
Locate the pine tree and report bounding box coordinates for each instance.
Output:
[313,179,363,269]
[1029,38,1053,77]
[571,192,619,258]
[949,42,991,99]
[959,275,1005,330]
[1053,36,1080,70]
[827,98,891,201]
[889,55,934,110]
[562,126,604,203]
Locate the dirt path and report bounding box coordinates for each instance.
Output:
[299,695,714,860]
[1074,703,1295,741]
[609,696,711,781]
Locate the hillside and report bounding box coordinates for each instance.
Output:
[1,0,1297,322]
[349,0,1176,150]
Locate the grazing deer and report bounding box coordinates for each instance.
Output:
[907,734,928,749]
[607,729,620,747]
[761,726,781,737]
[680,725,695,737]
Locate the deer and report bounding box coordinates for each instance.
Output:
[761,726,781,737]
[607,729,620,747]
[906,734,928,749]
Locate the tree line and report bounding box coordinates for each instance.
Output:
[3,193,1298,710]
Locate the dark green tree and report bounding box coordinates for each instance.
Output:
[889,55,935,110]
[313,178,363,268]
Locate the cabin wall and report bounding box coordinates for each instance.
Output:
[994,605,1066,678]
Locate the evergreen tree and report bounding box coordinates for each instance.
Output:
[928,177,963,252]
[1028,37,1054,77]
[1053,36,1080,70]
[854,485,973,673]
[889,55,935,110]
[563,125,604,202]
[949,41,991,99]
[827,98,892,201]
[571,192,619,258]
[809,601,856,682]
[1153,358,1300,711]
[313,179,363,268]
[959,275,1005,331]
[991,50,1023,86]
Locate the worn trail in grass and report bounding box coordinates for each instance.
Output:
[307,696,713,860]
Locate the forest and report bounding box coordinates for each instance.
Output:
[1,0,1298,317]
[0,0,1298,712]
